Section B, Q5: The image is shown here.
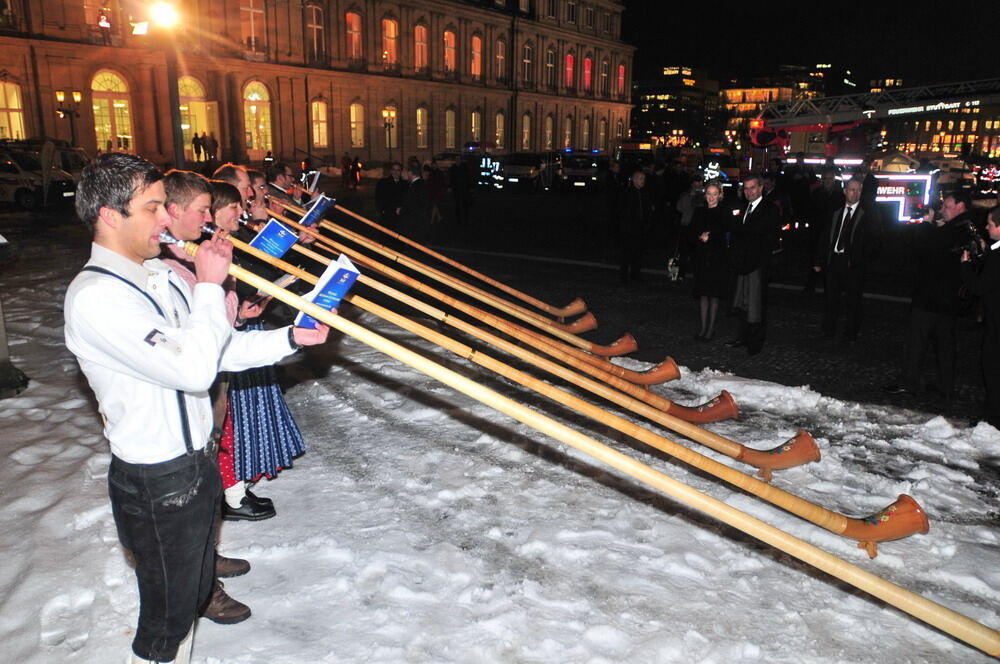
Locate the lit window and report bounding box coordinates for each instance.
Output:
[415,25,428,71]
[382,19,399,67]
[563,115,573,148]
[521,43,534,84]
[240,0,266,52]
[92,70,134,153]
[583,57,593,92]
[564,53,575,88]
[495,111,504,148]
[242,81,271,157]
[305,5,326,63]
[597,118,607,150]
[350,102,364,147]
[346,12,363,60]
[0,81,26,141]
[520,113,531,151]
[495,39,507,81]
[599,60,610,96]
[470,35,482,79]
[544,115,554,149]
[443,30,457,72]
[470,110,482,142]
[416,107,429,148]
[581,117,590,150]
[311,99,328,148]
[445,108,456,148]
[616,64,626,96]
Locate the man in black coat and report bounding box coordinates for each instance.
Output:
[886,190,974,398]
[617,169,654,285]
[728,173,781,354]
[401,164,430,234]
[804,167,846,292]
[813,176,882,341]
[375,162,407,228]
[961,207,1000,427]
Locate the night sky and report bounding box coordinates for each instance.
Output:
[622,1,998,88]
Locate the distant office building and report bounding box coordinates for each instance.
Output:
[631,65,720,147]
[869,78,904,94]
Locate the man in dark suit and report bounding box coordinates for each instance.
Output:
[813,176,882,341]
[617,169,655,285]
[375,162,407,227]
[401,164,430,234]
[727,173,781,355]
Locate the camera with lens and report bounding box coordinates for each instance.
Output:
[951,218,984,261]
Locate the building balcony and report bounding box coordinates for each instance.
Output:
[347,57,367,72]
[382,62,401,75]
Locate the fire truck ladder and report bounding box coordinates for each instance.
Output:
[757,77,1000,127]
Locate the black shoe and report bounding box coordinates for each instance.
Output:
[245,487,273,510]
[215,553,251,579]
[222,496,276,521]
[883,384,914,396]
[724,337,745,348]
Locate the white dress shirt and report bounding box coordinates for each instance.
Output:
[65,243,297,464]
[833,203,859,254]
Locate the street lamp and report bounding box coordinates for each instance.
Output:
[55,90,83,146]
[382,107,397,163]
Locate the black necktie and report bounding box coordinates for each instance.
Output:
[836,207,853,253]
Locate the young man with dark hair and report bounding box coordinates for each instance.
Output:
[65,153,328,663]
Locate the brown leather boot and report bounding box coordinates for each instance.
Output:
[215,553,250,578]
[201,580,251,624]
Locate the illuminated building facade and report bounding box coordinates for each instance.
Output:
[0,0,633,165]
[631,65,720,147]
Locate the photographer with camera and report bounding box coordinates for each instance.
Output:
[961,206,1000,428]
[885,190,976,400]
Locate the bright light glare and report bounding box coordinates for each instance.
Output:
[150,2,180,28]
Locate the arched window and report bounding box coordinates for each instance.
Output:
[599,60,610,96]
[495,39,507,82]
[242,81,272,159]
[382,18,399,68]
[615,118,624,141]
[382,104,398,149]
[311,99,328,148]
[598,118,608,151]
[563,114,573,149]
[520,112,531,151]
[617,64,626,96]
[443,30,457,73]
[564,53,575,89]
[0,81,25,141]
[414,25,429,71]
[470,35,482,80]
[470,109,482,142]
[583,57,593,92]
[581,116,591,150]
[521,43,534,84]
[543,114,554,150]
[240,0,266,53]
[416,106,429,149]
[494,110,504,149]
[177,76,212,162]
[350,102,365,147]
[346,12,363,60]
[305,4,326,63]
[544,47,556,88]
[445,108,457,148]
[91,70,134,153]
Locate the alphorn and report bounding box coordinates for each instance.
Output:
[169,234,999,658]
[276,196,588,321]
[269,212,676,388]
[228,232,809,476]
[267,206,632,357]
[258,220,735,424]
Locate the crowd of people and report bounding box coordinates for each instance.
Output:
[64,153,332,663]
[605,157,999,426]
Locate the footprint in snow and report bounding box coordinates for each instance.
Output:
[39,590,95,651]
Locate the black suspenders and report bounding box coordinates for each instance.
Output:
[81,266,197,455]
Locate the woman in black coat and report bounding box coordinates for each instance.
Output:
[689,181,732,340]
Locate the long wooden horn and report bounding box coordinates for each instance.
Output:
[227,234,801,475]
[270,214,675,386]
[277,197,588,320]
[172,235,1000,658]
[259,222,737,424]
[267,206,628,355]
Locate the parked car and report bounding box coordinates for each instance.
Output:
[560,151,606,191]
[0,147,77,209]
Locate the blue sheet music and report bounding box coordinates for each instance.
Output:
[294,254,360,329]
[248,219,298,258]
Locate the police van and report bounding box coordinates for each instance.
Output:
[0,144,78,209]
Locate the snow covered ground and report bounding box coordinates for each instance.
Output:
[1,231,998,663]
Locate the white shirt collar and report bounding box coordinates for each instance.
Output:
[992,239,1000,251]
[89,242,166,287]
